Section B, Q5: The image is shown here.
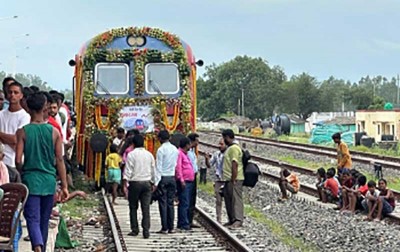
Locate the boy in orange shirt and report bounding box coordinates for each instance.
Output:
[321,168,340,203]
[278,169,300,201]
[332,133,352,176]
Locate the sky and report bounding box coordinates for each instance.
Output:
[1,0,400,90]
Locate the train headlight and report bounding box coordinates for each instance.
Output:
[127,36,146,47]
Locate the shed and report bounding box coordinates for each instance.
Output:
[288,115,306,134]
[324,116,356,132]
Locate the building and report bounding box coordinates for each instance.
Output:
[324,116,356,132]
[355,110,400,141]
[306,111,355,133]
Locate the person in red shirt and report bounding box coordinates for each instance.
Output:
[41,92,63,137]
[343,175,368,214]
[321,168,339,203]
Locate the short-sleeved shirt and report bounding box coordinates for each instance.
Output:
[106,153,122,169]
[358,184,368,196]
[337,142,352,168]
[324,177,339,198]
[223,144,244,181]
[287,174,300,192]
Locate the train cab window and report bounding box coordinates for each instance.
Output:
[145,63,179,95]
[95,63,129,95]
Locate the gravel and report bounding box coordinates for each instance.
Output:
[199,177,400,251]
[55,192,116,252]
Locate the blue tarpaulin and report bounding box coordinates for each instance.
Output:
[310,124,355,146]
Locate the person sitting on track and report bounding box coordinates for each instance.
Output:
[278,169,300,201]
[343,175,368,214]
[374,179,395,221]
[316,167,326,201]
[363,180,381,221]
[321,168,340,204]
[339,171,354,212]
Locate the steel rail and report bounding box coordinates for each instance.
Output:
[195,206,254,252]
[200,130,400,170]
[102,188,126,252]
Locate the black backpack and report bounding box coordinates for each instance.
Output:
[241,149,260,188]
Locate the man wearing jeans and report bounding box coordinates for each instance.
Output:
[187,133,200,228]
[222,129,244,228]
[205,138,226,223]
[123,134,155,239]
[155,130,178,234]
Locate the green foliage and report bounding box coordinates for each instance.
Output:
[197,56,400,120]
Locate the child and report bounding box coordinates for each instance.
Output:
[340,171,354,211]
[105,144,122,205]
[346,175,368,214]
[375,179,395,220]
[278,169,300,201]
[316,167,326,201]
[363,180,380,221]
[321,168,340,203]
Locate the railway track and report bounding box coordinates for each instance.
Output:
[199,142,400,224]
[199,130,400,171]
[103,190,252,252]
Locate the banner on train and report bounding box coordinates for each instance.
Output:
[120,105,154,133]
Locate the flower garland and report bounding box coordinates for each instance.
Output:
[161,101,180,131]
[95,105,111,130]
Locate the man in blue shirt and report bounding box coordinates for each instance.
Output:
[187,133,199,228]
[205,138,226,223]
[155,130,179,234]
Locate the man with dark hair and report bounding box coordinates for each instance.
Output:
[2,77,16,110]
[0,82,30,183]
[123,134,155,239]
[113,127,125,148]
[278,169,300,201]
[15,92,69,252]
[22,86,34,111]
[29,85,40,93]
[155,130,179,234]
[332,132,352,176]
[221,129,244,228]
[187,132,200,228]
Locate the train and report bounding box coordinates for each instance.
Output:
[69,26,203,185]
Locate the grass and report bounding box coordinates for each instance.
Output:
[350,145,399,157]
[272,154,331,171]
[197,182,318,251]
[61,197,98,219]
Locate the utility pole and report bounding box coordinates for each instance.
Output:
[397,74,400,105]
[237,99,241,116]
[241,88,245,117]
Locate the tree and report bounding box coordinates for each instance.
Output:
[280,73,319,120]
[197,56,286,120]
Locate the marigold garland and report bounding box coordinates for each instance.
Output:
[161,102,180,132]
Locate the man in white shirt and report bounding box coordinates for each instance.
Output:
[0,82,30,182]
[155,130,178,234]
[123,134,155,239]
[113,127,125,150]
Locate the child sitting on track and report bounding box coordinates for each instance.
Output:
[316,167,326,201]
[321,168,340,203]
[278,169,300,201]
[363,180,381,221]
[339,171,354,211]
[341,175,368,214]
[374,179,395,221]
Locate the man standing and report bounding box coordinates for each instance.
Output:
[222,129,244,228]
[187,133,200,228]
[205,138,226,223]
[2,77,16,110]
[155,130,178,234]
[0,91,5,110]
[332,133,352,176]
[0,81,30,183]
[123,134,155,239]
[15,92,69,252]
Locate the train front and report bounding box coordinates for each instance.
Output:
[71,27,202,184]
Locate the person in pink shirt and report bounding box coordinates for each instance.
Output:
[175,137,195,230]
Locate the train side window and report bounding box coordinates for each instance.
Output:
[145,63,179,95]
[95,63,129,95]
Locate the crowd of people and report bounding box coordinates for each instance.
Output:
[0,76,75,252]
[278,132,396,222]
[107,128,245,238]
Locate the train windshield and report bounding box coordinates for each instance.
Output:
[95,63,129,95]
[145,63,179,95]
